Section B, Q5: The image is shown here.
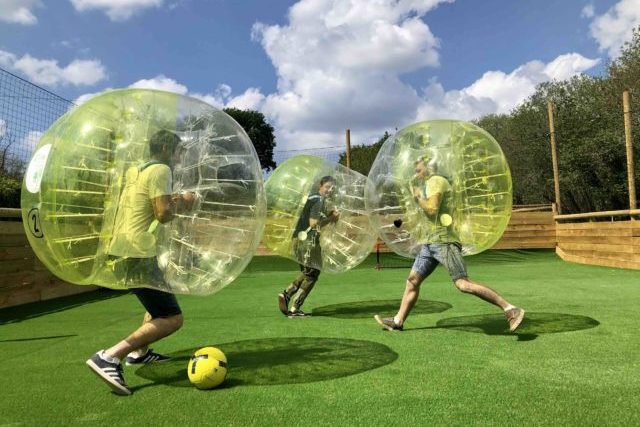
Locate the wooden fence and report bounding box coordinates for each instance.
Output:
[0,211,97,309]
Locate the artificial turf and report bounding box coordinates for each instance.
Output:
[1,250,639,426]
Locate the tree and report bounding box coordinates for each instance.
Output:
[338,131,390,176]
[223,108,276,171]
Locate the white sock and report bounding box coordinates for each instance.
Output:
[393,316,402,325]
[504,304,516,312]
[99,350,120,364]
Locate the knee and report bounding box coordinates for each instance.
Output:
[167,313,184,331]
[406,273,422,289]
[454,278,473,293]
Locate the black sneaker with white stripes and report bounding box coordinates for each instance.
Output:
[125,349,171,365]
[86,352,131,396]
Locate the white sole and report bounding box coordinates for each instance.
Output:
[509,309,526,332]
[86,359,132,396]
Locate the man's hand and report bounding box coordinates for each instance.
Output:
[172,191,198,212]
[329,210,340,223]
[412,186,423,200]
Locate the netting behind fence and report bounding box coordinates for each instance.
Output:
[0,68,74,177]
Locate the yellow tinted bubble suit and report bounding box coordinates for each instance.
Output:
[21,89,266,295]
[263,155,377,272]
[365,120,512,256]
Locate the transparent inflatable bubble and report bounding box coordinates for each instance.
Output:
[365,120,512,256]
[21,89,266,295]
[263,155,376,272]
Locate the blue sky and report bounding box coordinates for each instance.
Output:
[1,0,638,151]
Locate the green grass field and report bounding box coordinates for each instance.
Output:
[1,250,639,426]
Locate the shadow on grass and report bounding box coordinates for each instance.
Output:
[0,289,124,325]
[312,299,452,319]
[0,334,77,343]
[135,337,398,389]
[407,312,599,341]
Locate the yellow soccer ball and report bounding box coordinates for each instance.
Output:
[187,347,228,389]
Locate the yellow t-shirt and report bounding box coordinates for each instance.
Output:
[109,163,172,258]
[423,175,457,243]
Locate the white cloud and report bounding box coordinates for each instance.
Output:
[20,130,43,150]
[589,0,640,58]
[128,75,188,94]
[581,4,594,19]
[0,0,42,25]
[250,0,453,150]
[69,0,163,21]
[0,49,107,87]
[415,53,600,121]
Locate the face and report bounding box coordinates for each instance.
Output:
[414,161,428,178]
[319,181,335,196]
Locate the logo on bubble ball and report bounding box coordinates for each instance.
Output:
[28,208,43,238]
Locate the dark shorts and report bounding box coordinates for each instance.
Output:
[411,243,468,282]
[110,256,182,318]
[131,287,182,319]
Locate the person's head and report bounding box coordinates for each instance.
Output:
[149,130,182,164]
[318,175,336,196]
[414,154,436,179]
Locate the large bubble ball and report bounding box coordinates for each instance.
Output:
[263,155,376,272]
[21,88,266,295]
[365,120,512,256]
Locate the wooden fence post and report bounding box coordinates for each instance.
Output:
[547,99,562,214]
[345,129,351,169]
[623,90,636,210]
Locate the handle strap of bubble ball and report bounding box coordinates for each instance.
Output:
[140,161,164,236]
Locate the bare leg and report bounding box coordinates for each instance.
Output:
[104,313,183,361]
[454,277,510,310]
[394,271,425,326]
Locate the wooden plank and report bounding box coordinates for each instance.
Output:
[557,242,635,254]
[555,235,636,245]
[0,221,26,235]
[556,228,633,237]
[556,247,640,270]
[0,246,37,260]
[556,221,635,230]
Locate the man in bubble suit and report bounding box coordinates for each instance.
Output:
[374,155,525,332]
[278,176,340,317]
[86,130,196,395]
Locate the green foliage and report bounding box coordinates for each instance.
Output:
[476,25,640,213]
[338,131,390,175]
[0,173,21,208]
[223,108,276,171]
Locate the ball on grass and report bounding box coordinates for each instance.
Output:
[187,347,228,390]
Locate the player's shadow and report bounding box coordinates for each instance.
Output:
[0,334,77,343]
[408,312,600,341]
[312,299,452,319]
[135,337,398,389]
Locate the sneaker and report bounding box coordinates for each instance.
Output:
[278,292,290,316]
[125,349,171,365]
[86,352,132,396]
[374,315,403,331]
[288,309,309,318]
[505,307,525,332]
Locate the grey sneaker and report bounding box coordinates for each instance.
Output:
[505,307,525,332]
[288,309,309,318]
[125,349,171,366]
[278,292,290,316]
[374,315,403,331]
[86,352,131,396]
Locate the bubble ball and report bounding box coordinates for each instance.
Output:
[21,88,266,295]
[263,155,377,272]
[365,120,512,257]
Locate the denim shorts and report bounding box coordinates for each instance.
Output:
[411,243,468,281]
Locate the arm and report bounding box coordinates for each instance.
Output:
[152,192,197,224]
[413,185,441,218]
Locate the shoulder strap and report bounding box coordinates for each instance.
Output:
[139,160,163,172]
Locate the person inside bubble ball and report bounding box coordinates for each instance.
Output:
[278,175,340,317]
[86,129,197,396]
[374,155,525,332]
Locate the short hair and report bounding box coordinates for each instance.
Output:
[149,130,181,156]
[319,175,336,186]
